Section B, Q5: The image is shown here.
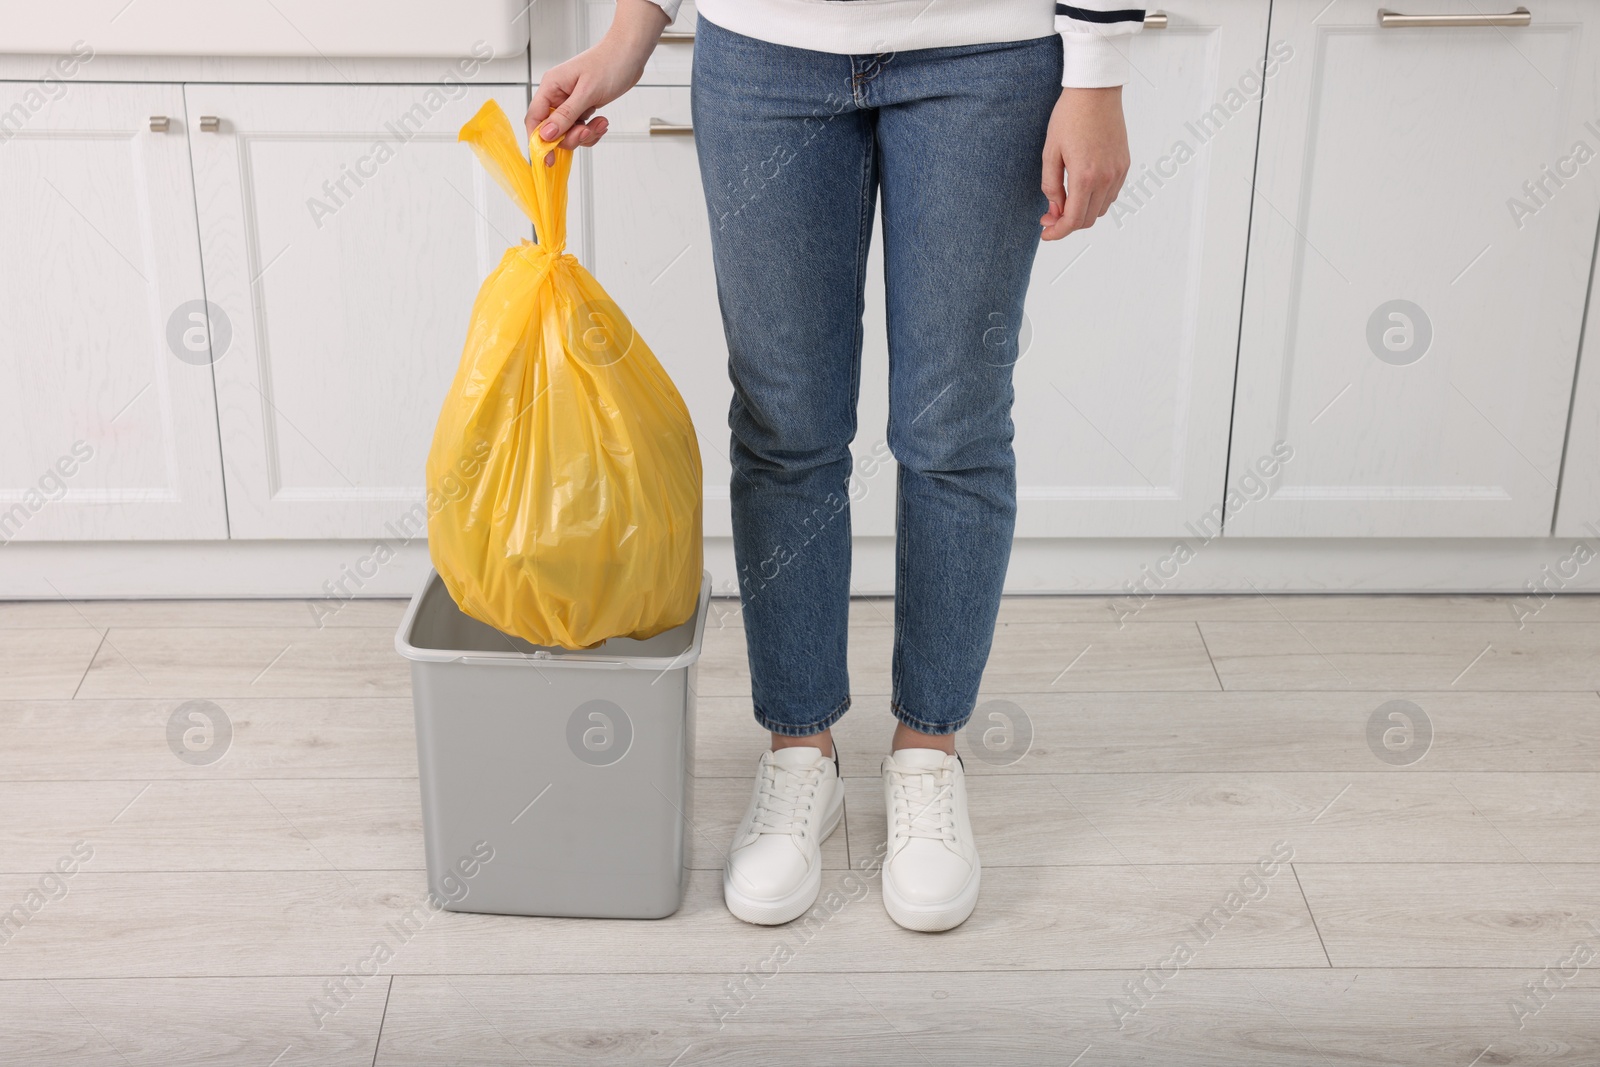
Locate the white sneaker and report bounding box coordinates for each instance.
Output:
[722,746,843,926]
[881,748,981,932]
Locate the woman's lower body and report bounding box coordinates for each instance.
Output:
[692,17,1061,929]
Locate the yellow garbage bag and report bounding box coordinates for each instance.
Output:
[425,99,702,650]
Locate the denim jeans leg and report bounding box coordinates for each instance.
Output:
[873,37,1063,734]
[691,20,876,737]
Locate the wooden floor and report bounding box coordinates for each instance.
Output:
[3,593,1599,1065]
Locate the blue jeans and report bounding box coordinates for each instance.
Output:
[691,18,1061,737]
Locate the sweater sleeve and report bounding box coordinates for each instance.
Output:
[1054,3,1145,88]
[642,0,684,21]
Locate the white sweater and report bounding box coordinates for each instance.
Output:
[648,1,1144,88]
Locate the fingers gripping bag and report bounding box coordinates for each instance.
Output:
[425,100,703,650]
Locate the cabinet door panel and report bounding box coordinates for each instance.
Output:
[1556,260,1600,537]
[0,82,227,541]
[1228,0,1600,537]
[186,83,531,539]
[1015,0,1269,536]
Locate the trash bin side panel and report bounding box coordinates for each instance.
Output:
[411,659,690,919]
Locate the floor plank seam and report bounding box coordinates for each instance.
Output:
[68,629,105,701]
[370,974,393,1067]
[1290,863,1334,968]
[1194,620,1227,691]
[15,966,1600,981]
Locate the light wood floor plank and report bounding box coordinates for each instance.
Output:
[1295,862,1600,967]
[0,699,418,780]
[374,969,1600,1066]
[75,627,408,699]
[843,772,1600,868]
[0,779,424,873]
[0,865,1323,979]
[0,978,387,1066]
[6,771,1588,878]
[1201,620,1600,691]
[0,629,103,699]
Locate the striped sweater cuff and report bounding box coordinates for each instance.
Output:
[1055,3,1145,88]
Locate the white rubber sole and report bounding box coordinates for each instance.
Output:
[881,859,982,933]
[722,790,844,927]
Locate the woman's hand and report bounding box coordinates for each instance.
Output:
[1040,86,1130,240]
[526,0,670,164]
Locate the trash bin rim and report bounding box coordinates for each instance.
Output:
[394,568,712,673]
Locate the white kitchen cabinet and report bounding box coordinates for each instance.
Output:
[1227,0,1600,537]
[1555,250,1600,538]
[1015,0,1270,536]
[184,83,530,539]
[0,81,229,541]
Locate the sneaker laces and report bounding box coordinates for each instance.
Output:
[750,759,822,836]
[889,766,956,843]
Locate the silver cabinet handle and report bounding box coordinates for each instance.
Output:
[199,115,221,132]
[648,118,693,136]
[1145,11,1169,28]
[149,116,170,132]
[659,29,694,42]
[1378,5,1530,26]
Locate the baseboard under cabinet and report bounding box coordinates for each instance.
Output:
[3,536,1600,599]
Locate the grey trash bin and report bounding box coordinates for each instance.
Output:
[395,568,711,919]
